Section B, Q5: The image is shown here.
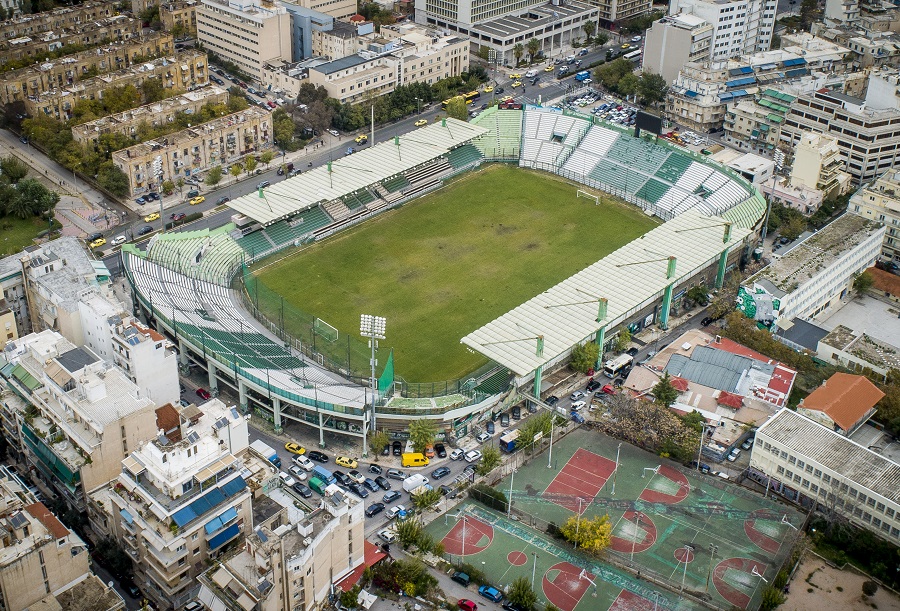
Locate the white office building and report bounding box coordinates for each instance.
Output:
[669,0,777,60]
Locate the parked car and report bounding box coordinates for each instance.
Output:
[378,529,397,543]
[196,387,211,400]
[500,413,510,427]
[512,406,521,420]
[451,571,471,586]
[111,236,126,246]
[465,450,482,463]
[386,504,407,519]
[348,482,369,498]
[215,196,230,205]
[137,225,153,236]
[479,585,503,603]
[307,450,329,463]
[741,437,755,450]
[363,477,380,492]
[571,400,586,411]
[392,440,403,456]
[626,347,639,357]
[368,464,383,474]
[383,490,402,503]
[335,456,358,468]
[586,378,601,392]
[170,212,186,221]
[727,448,741,462]
[458,600,478,611]
[365,502,385,517]
[545,395,559,406]
[386,468,406,481]
[434,443,447,458]
[375,476,391,490]
[449,448,465,461]
[278,471,297,487]
[135,197,146,205]
[292,482,313,498]
[571,390,586,401]
[284,442,305,455]
[431,467,451,479]
[476,432,492,443]
[334,471,352,487]
[347,470,365,484]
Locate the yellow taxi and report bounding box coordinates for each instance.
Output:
[414,119,428,127]
[189,196,205,205]
[284,442,306,455]
[509,72,521,79]
[143,212,160,222]
[512,80,522,88]
[354,134,368,144]
[335,456,358,469]
[89,237,106,249]
[500,95,514,103]
[621,43,631,49]
[544,65,554,72]
[483,85,494,93]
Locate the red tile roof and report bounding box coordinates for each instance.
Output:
[155,403,182,443]
[670,376,690,392]
[24,502,69,539]
[868,267,900,297]
[710,337,797,407]
[717,391,743,409]
[335,540,387,590]
[801,373,884,431]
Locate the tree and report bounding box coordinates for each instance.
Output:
[140,78,166,104]
[96,163,129,197]
[161,179,175,195]
[780,214,806,240]
[614,328,632,353]
[408,419,436,453]
[853,271,874,294]
[204,165,222,187]
[243,155,257,175]
[229,164,242,182]
[582,21,596,41]
[170,23,187,40]
[296,82,330,106]
[527,38,541,64]
[339,585,361,608]
[411,488,442,511]
[4,192,31,219]
[513,43,525,65]
[445,96,468,121]
[638,72,668,106]
[517,411,553,453]
[652,372,680,407]
[16,178,59,217]
[0,155,28,183]
[570,342,599,373]
[799,0,818,28]
[369,429,391,456]
[595,32,609,47]
[475,445,501,476]
[260,150,275,168]
[686,285,710,306]
[759,586,785,610]
[395,518,424,550]
[507,576,538,611]
[559,513,611,555]
[175,177,185,194]
[596,58,634,91]
[617,72,640,97]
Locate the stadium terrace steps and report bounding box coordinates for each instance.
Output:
[289,205,332,236]
[323,199,353,221]
[405,158,451,184]
[147,225,243,285]
[382,175,410,193]
[446,144,483,169]
[471,107,522,159]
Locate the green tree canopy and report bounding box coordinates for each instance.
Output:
[560,513,611,555]
[475,445,501,476]
[570,342,599,373]
[507,576,538,611]
[204,165,222,186]
[0,155,29,183]
[652,372,680,407]
[409,419,437,453]
[638,72,669,105]
[527,38,541,63]
[445,97,468,121]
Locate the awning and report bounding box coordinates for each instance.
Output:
[120,509,134,525]
[726,77,756,88]
[208,523,240,550]
[782,57,807,67]
[181,64,188,71]
[122,455,146,477]
[728,66,754,75]
[684,90,698,98]
[194,454,237,483]
[204,507,238,535]
[785,68,808,78]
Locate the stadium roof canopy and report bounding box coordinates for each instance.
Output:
[461,211,752,377]
[227,118,488,225]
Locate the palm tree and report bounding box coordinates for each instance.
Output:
[513,43,524,66]
[527,38,541,64]
[583,21,596,43]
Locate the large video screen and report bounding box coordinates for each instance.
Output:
[635,111,663,135]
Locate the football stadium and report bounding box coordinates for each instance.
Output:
[123,106,767,448]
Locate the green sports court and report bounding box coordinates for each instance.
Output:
[427,427,804,611]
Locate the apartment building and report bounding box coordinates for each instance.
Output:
[415,0,599,66]
[1,15,142,66]
[669,0,777,60]
[825,0,860,24]
[0,500,98,611]
[311,19,374,60]
[0,0,120,43]
[109,321,180,408]
[790,132,852,198]
[196,0,291,82]
[0,32,175,106]
[25,50,209,123]
[280,2,333,61]
[742,214,885,325]
[781,85,900,185]
[848,169,900,261]
[95,399,251,610]
[112,106,272,197]
[261,59,309,99]
[797,373,883,437]
[589,0,651,26]
[0,330,158,513]
[724,88,797,154]
[283,0,356,21]
[0,299,16,351]
[307,53,399,105]
[750,408,900,544]
[642,14,713,84]
[161,0,199,35]
[72,86,230,146]
[197,481,366,611]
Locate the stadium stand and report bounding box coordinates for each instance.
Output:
[382,175,410,193]
[147,224,244,285]
[471,107,523,158]
[446,144,483,169]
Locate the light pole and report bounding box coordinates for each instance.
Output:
[360,314,386,458]
[547,411,555,469]
[574,498,584,548]
[414,96,421,115]
[507,468,516,518]
[680,544,694,592]
[706,544,718,592]
[630,512,643,564]
[612,442,622,495]
[531,552,539,589]
[461,516,469,566]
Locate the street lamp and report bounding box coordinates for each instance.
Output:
[414,96,422,115]
[630,512,643,564]
[531,552,539,589]
[360,314,386,458]
[705,544,718,592]
[574,498,584,548]
[612,442,622,495]
[680,544,695,592]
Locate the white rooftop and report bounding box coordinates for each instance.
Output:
[461,211,751,376]
[226,118,487,225]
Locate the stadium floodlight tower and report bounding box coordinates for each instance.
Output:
[360,314,386,456]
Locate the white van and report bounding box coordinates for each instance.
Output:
[525,69,538,78]
[293,454,314,471]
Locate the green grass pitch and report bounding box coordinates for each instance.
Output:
[252,165,659,381]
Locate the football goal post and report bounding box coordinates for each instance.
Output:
[577,190,600,205]
[314,318,339,343]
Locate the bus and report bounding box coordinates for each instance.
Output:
[464,90,481,104]
[602,354,634,378]
[623,49,643,61]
